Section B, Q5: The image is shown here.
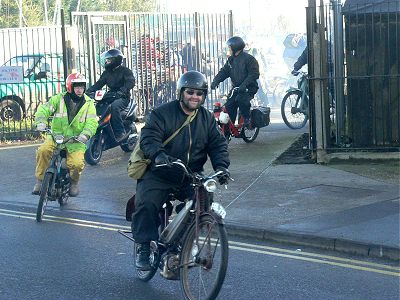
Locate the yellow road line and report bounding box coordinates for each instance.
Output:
[228,240,400,271]
[229,245,400,277]
[0,209,130,231]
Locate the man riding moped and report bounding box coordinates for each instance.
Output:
[86,48,135,142]
[211,36,260,128]
[132,71,230,271]
[33,73,98,197]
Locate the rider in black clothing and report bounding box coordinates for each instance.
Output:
[211,36,260,127]
[87,48,135,142]
[132,71,230,271]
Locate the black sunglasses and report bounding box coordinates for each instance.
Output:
[185,89,204,96]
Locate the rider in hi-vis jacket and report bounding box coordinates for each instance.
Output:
[32,72,98,197]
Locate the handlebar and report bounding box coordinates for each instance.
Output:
[155,159,232,185]
[43,128,81,144]
[226,87,248,99]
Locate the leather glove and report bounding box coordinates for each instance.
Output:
[238,85,247,93]
[76,134,89,144]
[291,70,299,76]
[216,166,230,185]
[211,82,218,90]
[154,152,176,167]
[36,123,46,132]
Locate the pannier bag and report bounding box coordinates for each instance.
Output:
[251,107,271,128]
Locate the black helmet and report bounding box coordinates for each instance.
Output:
[176,71,208,101]
[101,48,124,70]
[226,36,245,53]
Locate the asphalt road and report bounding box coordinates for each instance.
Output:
[0,205,398,299]
[1,115,398,299]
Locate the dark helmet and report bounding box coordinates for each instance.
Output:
[176,71,208,101]
[226,36,245,53]
[101,48,124,70]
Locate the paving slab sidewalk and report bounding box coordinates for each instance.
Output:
[222,134,400,260]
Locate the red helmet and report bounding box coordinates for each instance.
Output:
[66,73,87,93]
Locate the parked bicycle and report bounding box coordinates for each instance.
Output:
[119,160,230,300]
[213,87,270,143]
[281,71,309,129]
[36,129,80,222]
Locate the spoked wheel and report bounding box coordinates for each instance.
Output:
[241,125,260,143]
[133,241,161,282]
[36,173,53,222]
[281,90,308,129]
[180,215,229,300]
[58,174,70,206]
[84,134,103,165]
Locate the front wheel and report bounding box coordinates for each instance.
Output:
[241,126,260,143]
[36,173,53,222]
[281,90,308,129]
[84,134,103,165]
[180,215,229,300]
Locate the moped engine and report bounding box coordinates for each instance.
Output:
[160,253,180,280]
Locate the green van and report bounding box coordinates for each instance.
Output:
[0,53,64,122]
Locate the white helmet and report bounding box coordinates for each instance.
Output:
[219,111,230,124]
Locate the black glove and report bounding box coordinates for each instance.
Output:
[291,70,299,76]
[154,152,176,167]
[216,166,230,185]
[238,85,247,93]
[211,82,218,90]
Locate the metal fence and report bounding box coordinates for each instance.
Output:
[307,0,399,150]
[0,11,232,140]
[70,12,232,116]
[0,26,65,140]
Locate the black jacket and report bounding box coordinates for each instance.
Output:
[212,51,260,94]
[87,65,135,98]
[293,47,308,72]
[140,100,230,173]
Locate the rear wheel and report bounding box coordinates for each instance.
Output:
[180,215,229,300]
[281,90,308,129]
[84,134,103,165]
[0,98,22,122]
[133,240,161,282]
[241,126,259,143]
[36,173,53,222]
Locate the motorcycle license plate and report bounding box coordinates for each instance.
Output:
[211,202,226,219]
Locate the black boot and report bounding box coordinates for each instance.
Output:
[135,242,151,271]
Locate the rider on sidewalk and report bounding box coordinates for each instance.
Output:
[211,36,260,127]
[33,73,98,197]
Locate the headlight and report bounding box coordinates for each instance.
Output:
[54,135,64,144]
[204,179,217,192]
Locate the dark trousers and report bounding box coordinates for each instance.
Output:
[132,171,191,243]
[226,91,253,122]
[110,97,129,136]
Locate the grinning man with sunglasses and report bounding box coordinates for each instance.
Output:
[131,71,230,271]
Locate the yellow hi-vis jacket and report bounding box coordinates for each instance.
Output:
[35,92,98,153]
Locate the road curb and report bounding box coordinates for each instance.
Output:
[225,222,400,261]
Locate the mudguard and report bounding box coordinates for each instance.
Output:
[285,87,301,94]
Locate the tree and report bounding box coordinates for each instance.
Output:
[0,0,156,28]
